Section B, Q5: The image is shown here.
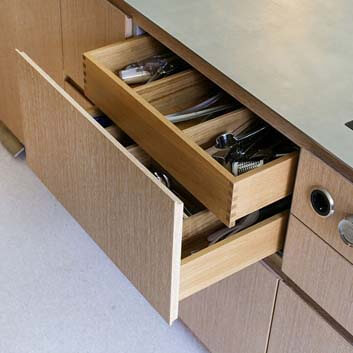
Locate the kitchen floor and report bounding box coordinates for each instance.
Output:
[0,144,207,353]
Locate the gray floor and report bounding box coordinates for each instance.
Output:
[0,144,207,353]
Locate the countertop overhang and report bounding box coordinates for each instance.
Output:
[111,0,353,182]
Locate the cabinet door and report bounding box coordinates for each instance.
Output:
[0,0,63,142]
[61,0,131,88]
[267,283,353,353]
[283,216,353,336]
[179,262,280,353]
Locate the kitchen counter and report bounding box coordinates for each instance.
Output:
[113,0,353,180]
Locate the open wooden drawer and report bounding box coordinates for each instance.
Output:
[83,35,298,227]
[18,50,290,324]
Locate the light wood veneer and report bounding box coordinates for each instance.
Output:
[17,49,289,324]
[267,282,353,352]
[83,35,298,227]
[180,262,280,353]
[61,0,131,88]
[283,215,353,336]
[0,0,63,142]
[292,149,353,264]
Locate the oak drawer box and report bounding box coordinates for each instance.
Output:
[18,51,289,324]
[83,35,298,227]
[292,149,353,263]
[283,216,353,336]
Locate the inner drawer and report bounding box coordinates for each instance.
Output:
[83,35,298,227]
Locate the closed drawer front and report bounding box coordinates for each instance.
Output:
[61,0,132,89]
[83,35,298,227]
[267,282,353,353]
[180,262,279,353]
[292,149,353,263]
[18,51,289,324]
[283,215,353,336]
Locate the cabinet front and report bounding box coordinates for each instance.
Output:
[267,283,353,353]
[283,216,353,336]
[180,262,279,353]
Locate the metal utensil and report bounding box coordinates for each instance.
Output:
[207,210,260,245]
[215,123,269,150]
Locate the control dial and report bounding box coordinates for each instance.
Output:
[310,188,335,218]
[338,216,353,247]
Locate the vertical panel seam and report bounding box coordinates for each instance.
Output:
[264,279,280,353]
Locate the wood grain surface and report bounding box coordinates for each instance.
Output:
[64,80,94,110]
[61,0,131,88]
[17,50,184,324]
[0,0,63,142]
[183,108,254,147]
[233,152,298,221]
[182,210,221,242]
[267,282,353,352]
[180,263,279,353]
[85,35,165,72]
[84,36,298,226]
[292,149,353,264]
[283,215,353,336]
[180,212,288,300]
[134,69,213,116]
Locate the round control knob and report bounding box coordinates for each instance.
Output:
[310,188,335,218]
[338,216,353,247]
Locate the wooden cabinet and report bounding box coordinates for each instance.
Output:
[0,0,63,142]
[267,283,353,353]
[283,215,353,336]
[61,0,132,89]
[179,262,280,353]
[10,4,353,351]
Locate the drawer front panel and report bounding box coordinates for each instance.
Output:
[267,283,352,353]
[18,51,184,324]
[180,212,287,300]
[283,216,353,335]
[292,149,353,263]
[180,263,279,353]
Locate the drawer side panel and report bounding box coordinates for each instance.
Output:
[83,52,235,226]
